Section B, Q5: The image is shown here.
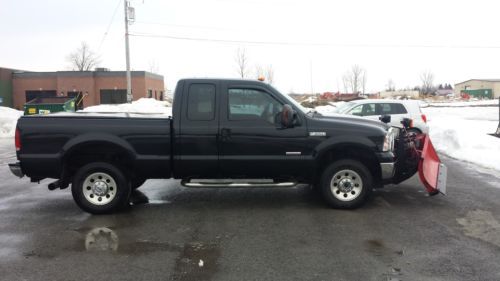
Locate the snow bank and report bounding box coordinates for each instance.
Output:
[423,106,500,171]
[0,107,23,138]
[428,99,498,107]
[81,98,172,115]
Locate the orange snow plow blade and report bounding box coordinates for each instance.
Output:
[417,134,447,195]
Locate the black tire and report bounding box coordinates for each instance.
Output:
[71,162,131,214]
[131,178,147,190]
[320,159,373,209]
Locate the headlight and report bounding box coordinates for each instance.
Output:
[383,127,396,151]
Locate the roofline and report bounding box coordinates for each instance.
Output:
[455,79,500,85]
[12,70,163,80]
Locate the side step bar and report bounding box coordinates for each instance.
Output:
[181,179,297,188]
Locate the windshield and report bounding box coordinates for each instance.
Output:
[334,101,356,113]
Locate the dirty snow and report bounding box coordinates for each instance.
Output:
[0,106,23,138]
[81,98,172,115]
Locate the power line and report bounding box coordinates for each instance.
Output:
[97,0,122,52]
[134,21,239,32]
[129,32,500,49]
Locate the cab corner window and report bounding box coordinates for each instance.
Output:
[187,84,215,121]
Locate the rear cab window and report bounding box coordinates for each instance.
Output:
[187,84,216,121]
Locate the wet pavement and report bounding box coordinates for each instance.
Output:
[1,138,500,280]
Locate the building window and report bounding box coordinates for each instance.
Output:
[147,89,153,98]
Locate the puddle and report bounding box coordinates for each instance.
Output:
[85,227,119,251]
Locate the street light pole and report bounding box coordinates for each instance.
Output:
[124,0,132,102]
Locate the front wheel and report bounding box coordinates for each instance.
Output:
[320,159,373,209]
[71,162,131,214]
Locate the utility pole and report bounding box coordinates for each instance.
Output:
[124,0,132,102]
[309,60,313,95]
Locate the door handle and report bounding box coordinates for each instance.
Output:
[220,128,231,141]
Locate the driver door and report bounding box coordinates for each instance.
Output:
[218,83,310,178]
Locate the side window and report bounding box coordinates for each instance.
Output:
[349,105,363,116]
[187,84,215,121]
[379,103,408,114]
[228,88,283,124]
[379,103,392,114]
[361,104,377,116]
[392,103,408,114]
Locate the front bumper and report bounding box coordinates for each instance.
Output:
[8,162,24,178]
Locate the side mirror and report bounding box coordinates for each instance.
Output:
[280,104,295,128]
[379,115,391,124]
[401,118,412,129]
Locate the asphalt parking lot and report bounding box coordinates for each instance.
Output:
[1,139,499,281]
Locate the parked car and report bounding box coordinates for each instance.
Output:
[9,79,445,214]
[334,99,428,134]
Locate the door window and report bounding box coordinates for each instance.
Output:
[378,103,408,114]
[349,104,376,116]
[228,88,283,125]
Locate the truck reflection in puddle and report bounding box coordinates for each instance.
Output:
[85,227,118,252]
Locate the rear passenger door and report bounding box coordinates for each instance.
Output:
[176,82,220,178]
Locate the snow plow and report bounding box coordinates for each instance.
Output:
[391,118,447,195]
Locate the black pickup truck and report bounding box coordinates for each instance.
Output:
[9,78,446,214]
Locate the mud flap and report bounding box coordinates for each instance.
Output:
[417,135,447,195]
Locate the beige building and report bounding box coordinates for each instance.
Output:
[454,79,500,98]
[378,90,420,99]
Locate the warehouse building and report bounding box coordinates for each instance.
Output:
[454,79,500,99]
[9,69,164,110]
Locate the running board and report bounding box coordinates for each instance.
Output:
[181,179,297,188]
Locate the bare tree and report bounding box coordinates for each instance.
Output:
[342,65,367,93]
[265,65,275,85]
[386,79,396,91]
[420,70,435,95]
[235,47,249,78]
[66,42,100,71]
[148,59,160,73]
[254,64,264,79]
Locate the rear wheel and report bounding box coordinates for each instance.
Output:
[71,162,131,214]
[320,159,372,209]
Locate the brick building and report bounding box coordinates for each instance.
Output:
[10,69,164,110]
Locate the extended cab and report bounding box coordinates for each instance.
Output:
[9,78,447,214]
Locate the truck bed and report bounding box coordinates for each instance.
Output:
[17,112,172,180]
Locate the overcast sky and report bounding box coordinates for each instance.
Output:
[1,0,500,93]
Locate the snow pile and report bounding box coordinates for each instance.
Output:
[0,106,23,138]
[422,106,500,171]
[81,98,172,115]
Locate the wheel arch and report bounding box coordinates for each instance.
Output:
[60,133,137,183]
[315,139,381,186]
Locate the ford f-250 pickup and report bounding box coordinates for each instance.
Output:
[9,78,447,214]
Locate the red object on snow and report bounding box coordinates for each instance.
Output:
[417,134,446,195]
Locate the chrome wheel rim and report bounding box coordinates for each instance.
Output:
[330,169,362,201]
[82,172,117,205]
